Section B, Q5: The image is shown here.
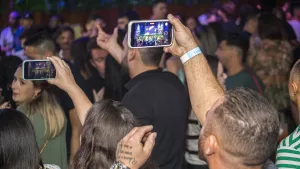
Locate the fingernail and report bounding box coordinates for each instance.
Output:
[153,132,157,139]
[168,14,174,19]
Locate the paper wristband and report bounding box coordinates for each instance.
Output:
[180,47,202,64]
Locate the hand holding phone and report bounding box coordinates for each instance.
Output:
[22,60,56,80]
[46,57,77,94]
[163,14,199,57]
[128,19,173,48]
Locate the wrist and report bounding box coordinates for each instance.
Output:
[183,43,198,54]
[180,46,202,64]
[66,83,80,95]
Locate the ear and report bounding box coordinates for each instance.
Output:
[292,82,298,94]
[205,135,218,156]
[89,59,96,68]
[127,48,137,62]
[34,88,42,97]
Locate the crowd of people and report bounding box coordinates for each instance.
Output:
[0,0,300,169]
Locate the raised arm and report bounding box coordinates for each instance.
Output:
[47,57,92,125]
[164,14,224,124]
[96,25,123,64]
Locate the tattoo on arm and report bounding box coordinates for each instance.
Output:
[117,144,137,165]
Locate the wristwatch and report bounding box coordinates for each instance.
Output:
[110,161,131,169]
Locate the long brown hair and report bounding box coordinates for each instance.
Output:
[70,100,155,169]
[18,80,65,140]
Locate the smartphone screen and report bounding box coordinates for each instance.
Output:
[22,60,56,80]
[129,20,173,48]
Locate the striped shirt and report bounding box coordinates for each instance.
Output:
[276,125,300,168]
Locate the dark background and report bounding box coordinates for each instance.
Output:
[0,0,285,32]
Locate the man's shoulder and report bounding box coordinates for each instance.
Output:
[263,160,277,169]
[276,126,300,168]
[278,125,300,148]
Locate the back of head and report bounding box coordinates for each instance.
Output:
[138,48,164,67]
[0,109,41,169]
[24,32,58,55]
[212,88,279,166]
[71,100,139,169]
[222,32,249,63]
[258,13,287,41]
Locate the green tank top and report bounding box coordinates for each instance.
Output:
[31,113,68,169]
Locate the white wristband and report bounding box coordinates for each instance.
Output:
[180,47,202,64]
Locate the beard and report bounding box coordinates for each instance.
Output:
[198,133,207,161]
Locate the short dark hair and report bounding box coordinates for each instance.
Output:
[53,26,75,40]
[291,59,300,83]
[139,48,164,67]
[20,24,50,40]
[0,109,42,169]
[222,32,249,63]
[258,13,287,41]
[24,32,58,55]
[152,0,167,7]
[211,88,279,165]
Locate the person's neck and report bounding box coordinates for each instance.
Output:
[62,49,72,62]
[130,65,159,79]
[208,157,264,169]
[226,62,244,76]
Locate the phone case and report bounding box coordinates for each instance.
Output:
[22,60,54,81]
[127,19,174,49]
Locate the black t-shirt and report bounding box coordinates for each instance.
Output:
[122,69,189,169]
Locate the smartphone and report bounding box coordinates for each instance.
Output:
[128,20,173,48]
[22,60,56,80]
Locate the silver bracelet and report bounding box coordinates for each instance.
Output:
[110,161,130,169]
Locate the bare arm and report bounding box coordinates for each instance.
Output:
[69,108,82,162]
[47,57,92,125]
[183,54,224,124]
[64,84,92,125]
[164,14,224,124]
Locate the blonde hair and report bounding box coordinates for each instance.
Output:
[19,82,65,140]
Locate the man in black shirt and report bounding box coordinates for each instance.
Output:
[23,32,93,161]
[120,34,189,169]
